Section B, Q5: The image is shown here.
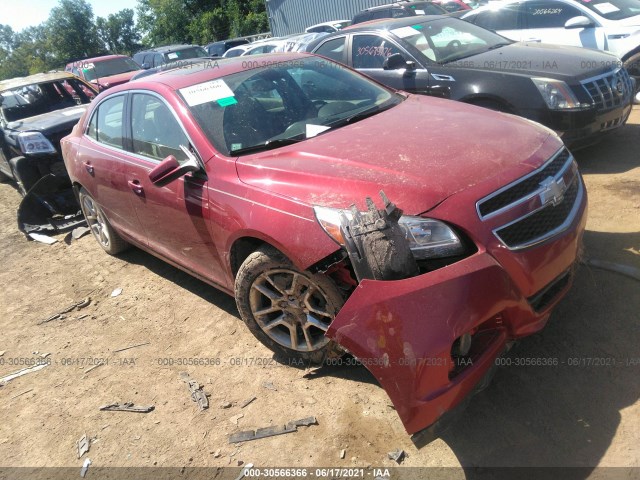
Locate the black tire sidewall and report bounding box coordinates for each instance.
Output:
[234,246,344,365]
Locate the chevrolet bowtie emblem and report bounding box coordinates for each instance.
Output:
[539,176,566,207]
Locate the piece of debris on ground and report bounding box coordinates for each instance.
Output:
[99,402,154,413]
[240,396,257,408]
[113,342,149,353]
[0,363,48,384]
[262,381,277,391]
[10,389,33,399]
[110,288,122,297]
[28,233,57,245]
[80,458,91,478]
[230,413,244,425]
[221,401,232,409]
[179,372,209,410]
[77,433,90,459]
[72,226,91,240]
[387,449,405,464]
[38,297,91,325]
[229,416,317,444]
[340,449,346,459]
[83,362,105,375]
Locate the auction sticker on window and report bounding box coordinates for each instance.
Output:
[180,79,235,107]
[391,26,422,38]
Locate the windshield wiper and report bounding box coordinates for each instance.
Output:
[326,102,397,129]
[230,137,303,156]
[487,42,512,50]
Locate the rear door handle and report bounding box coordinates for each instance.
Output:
[128,180,144,195]
[83,162,94,174]
[525,37,542,42]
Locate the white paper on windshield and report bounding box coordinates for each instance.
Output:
[180,79,235,107]
[415,9,425,14]
[593,2,620,13]
[306,124,330,138]
[391,26,422,38]
[167,52,179,59]
[62,107,87,116]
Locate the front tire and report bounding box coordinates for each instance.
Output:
[78,187,129,255]
[235,246,345,364]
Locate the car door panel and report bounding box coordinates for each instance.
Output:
[124,92,224,283]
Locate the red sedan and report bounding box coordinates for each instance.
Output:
[61,53,587,444]
[65,55,141,91]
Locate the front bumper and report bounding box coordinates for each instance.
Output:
[524,100,633,149]
[326,188,587,440]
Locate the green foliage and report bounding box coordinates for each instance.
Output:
[47,0,104,60]
[138,0,270,46]
[96,9,142,55]
[0,0,270,81]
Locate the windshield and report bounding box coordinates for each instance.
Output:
[183,57,402,156]
[393,18,511,63]
[82,58,140,81]
[578,0,640,20]
[0,79,96,123]
[164,46,209,62]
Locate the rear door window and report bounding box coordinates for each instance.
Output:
[471,5,522,30]
[523,1,583,28]
[352,35,404,69]
[94,95,125,148]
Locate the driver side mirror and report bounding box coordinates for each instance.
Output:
[564,16,594,29]
[383,53,417,71]
[149,154,200,187]
[141,63,150,70]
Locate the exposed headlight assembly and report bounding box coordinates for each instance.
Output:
[314,205,466,260]
[17,132,56,155]
[532,78,585,110]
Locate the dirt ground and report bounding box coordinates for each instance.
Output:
[0,108,638,477]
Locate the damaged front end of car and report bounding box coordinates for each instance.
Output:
[311,190,582,447]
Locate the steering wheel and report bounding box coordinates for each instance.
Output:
[447,40,462,49]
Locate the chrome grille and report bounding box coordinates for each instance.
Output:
[478,149,571,218]
[495,178,580,248]
[581,67,633,110]
[476,148,584,250]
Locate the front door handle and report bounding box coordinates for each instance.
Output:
[525,37,542,42]
[83,161,94,175]
[128,180,144,195]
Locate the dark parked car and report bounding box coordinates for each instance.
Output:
[65,55,141,91]
[352,1,448,24]
[306,15,635,147]
[0,72,97,194]
[205,38,251,57]
[133,45,209,70]
[62,52,586,444]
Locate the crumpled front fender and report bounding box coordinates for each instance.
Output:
[326,252,529,435]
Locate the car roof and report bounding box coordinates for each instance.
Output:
[137,44,203,54]
[107,53,317,92]
[307,19,351,28]
[344,15,449,32]
[0,71,78,92]
[66,54,129,66]
[360,1,436,12]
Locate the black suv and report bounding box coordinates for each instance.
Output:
[0,72,97,194]
[132,44,209,70]
[352,1,447,24]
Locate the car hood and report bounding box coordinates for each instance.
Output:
[236,95,558,215]
[92,70,139,89]
[5,105,88,135]
[460,42,619,80]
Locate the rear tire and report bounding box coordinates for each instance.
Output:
[235,245,345,364]
[78,187,129,255]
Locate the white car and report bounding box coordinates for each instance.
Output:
[305,20,352,33]
[462,0,640,81]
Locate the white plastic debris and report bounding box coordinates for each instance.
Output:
[80,458,91,477]
[28,233,57,245]
[111,288,123,297]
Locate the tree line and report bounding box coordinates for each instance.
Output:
[0,0,269,81]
